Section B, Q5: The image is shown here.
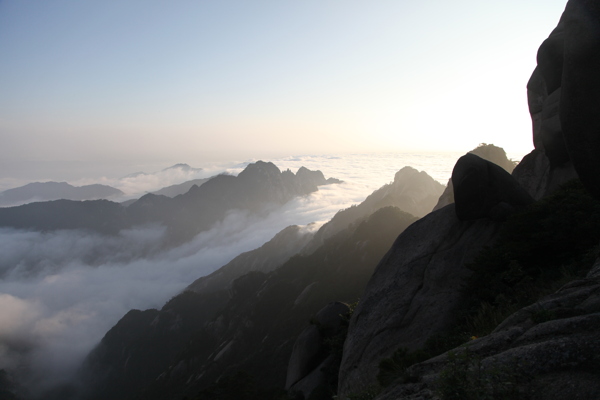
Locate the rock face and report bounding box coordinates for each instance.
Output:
[560,0,600,200]
[337,2,600,399]
[373,258,600,400]
[452,153,534,221]
[520,0,600,201]
[286,302,350,398]
[337,205,501,398]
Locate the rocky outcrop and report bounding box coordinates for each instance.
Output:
[338,3,600,399]
[373,258,600,400]
[560,0,600,200]
[337,204,501,398]
[286,302,350,398]
[433,143,517,211]
[521,0,600,201]
[452,153,534,221]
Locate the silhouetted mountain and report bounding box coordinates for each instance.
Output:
[337,3,600,398]
[0,182,123,207]
[302,166,444,254]
[187,224,317,294]
[122,163,203,179]
[151,178,210,197]
[0,162,337,247]
[79,206,418,400]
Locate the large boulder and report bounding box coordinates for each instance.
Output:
[524,0,600,200]
[286,302,350,398]
[336,205,500,398]
[433,144,517,212]
[453,154,533,221]
[285,325,323,390]
[560,0,600,200]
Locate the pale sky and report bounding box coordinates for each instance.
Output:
[0,0,567,179]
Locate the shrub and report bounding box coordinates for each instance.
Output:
[436,348,527,400]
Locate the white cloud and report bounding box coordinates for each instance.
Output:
[0,152,480,396]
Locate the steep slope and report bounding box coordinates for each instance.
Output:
[151,178,210,197]
[302,166,444,254]
[338,2,600,398]
[187,166,444,295]
[0,182,123,207]
[337,204,501,397]
[79,206,418,400]
[370,180,600,400]
[186,224,316,294]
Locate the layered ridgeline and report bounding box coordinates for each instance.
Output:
[75,166,445,400]
[0,161,337,246]
[336,1,600,399]
[187,166,444,295]
[0,182,123,207]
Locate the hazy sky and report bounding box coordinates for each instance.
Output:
[0,0,567,177]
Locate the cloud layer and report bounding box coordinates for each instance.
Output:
[0,153,477,396]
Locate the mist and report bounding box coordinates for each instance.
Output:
[0,151,501,397]
[0,158,397,396]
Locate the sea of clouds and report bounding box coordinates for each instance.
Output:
[0,151,526,396]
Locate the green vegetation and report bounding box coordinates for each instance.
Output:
[463,179,600,337]
[193,371,294,400]
[377,180,600,389]
[436,348,527,400]
[346,385,380,400]
[377,331,468,388]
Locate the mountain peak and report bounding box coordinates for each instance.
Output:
[163,163,198,172]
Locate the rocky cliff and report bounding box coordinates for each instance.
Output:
[337,1,600,398]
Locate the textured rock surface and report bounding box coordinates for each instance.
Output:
[524,0,600,200]
[560,0,600,200]
[337,205,500,398]
[287,302,350,397]
[372,258,600,400]
[286,325,323,389]
[452,153,534,221]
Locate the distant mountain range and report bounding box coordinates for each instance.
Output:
[78,163,439,400]
[0,161,339,246]
[151,178,210,197]
[122,163,203,179]
[0,182,123,207]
